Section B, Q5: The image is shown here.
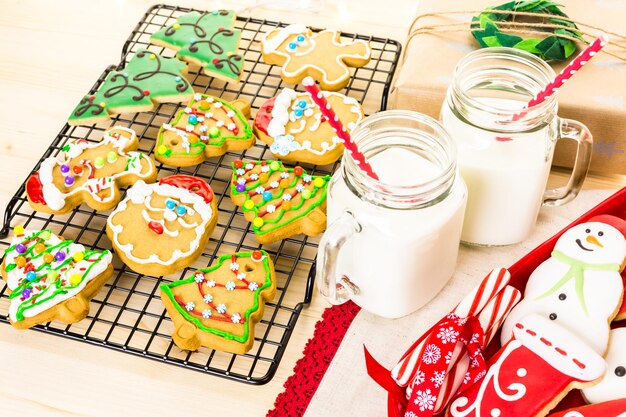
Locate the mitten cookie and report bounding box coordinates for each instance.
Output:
[155,93,254,167]
[26,126,157,215]
[582,327,626,404]
[69,49,194,125]
[260,24,371,91]
[500,221,626,354]
[151,10,244,83]
[230,160,330,244]
[1,228,113,329]
[106,175,217,276]
[160,250,276,354]
[448,314,606,417]
[254,88,363,165]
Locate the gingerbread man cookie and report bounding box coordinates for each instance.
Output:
[230,160,330,244]
[260,24,371,91]
[26,126,157,215]
[69,50,195,125]
[254,88,364,165]
[161,250,276,354]
[155,93,254,167]
[2,228,113,329]
[106,175,217,276]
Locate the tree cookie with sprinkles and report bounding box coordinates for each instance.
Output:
[107,175,218,277]
[150,10,244,83]
[68,49,194,125]
[254,88,363,165]
[26,126,157,215]
[161,250,276,354]
[1,227,113,329]
[156,93,254,167]
[260,24,371,91]
[230,160,331,244]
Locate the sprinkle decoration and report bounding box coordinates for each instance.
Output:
[301,77,378,180]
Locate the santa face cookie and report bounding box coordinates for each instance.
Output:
[254,88,363,165]
[69,50,194,125]
[582,328,626,404]
[160,250,276,354]
[1,228,113,329]
[155,93,254,167]
[260,24,371,91]
[230,160,331,244]
[26,127,157,215]
[106,175,217,276]
[500,222,626,354]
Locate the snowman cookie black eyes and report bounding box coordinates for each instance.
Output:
[615,366,626,377]
[585,228,591,233]
[599,231,604,236]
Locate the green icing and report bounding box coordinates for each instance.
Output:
[151,10,243,81]
[231,160,331,236]
[160,251,273,343]
[68,49,194,123]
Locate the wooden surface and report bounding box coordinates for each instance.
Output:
[0,1,624,416]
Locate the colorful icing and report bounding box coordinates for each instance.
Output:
[69,50,193,124]
[150,10,243,81]
[3,230,112,322]
[160,251,273,342]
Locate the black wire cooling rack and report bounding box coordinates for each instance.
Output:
[0,4,401,384]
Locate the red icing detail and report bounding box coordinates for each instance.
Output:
[89,95,95,100]
[254,96,276,136]
[72,165,83,175]
[252,250,263,261]
[143,90,150,96]
[496,136,513,142]
[26,172,47,205]
[212,58,219,64]
[233,159,243,169]
[294,166,303,176]
[159,175,213,204]
[572,358,586,369]
[218,26,224,31]
[527,329,537,336]
[148,221,163,235]
[540,337,553,347]
[555,347,567,356]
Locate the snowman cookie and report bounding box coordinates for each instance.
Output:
[582,327,626,404]
[106,175,217,276]
[501,221,626,354]
[26,127,157,215]
[260,24,371,91]
[254,88,364,165]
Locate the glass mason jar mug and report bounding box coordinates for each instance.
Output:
[316,111,467,319]
[440,47,593,246]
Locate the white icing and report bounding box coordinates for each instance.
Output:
[582,328,626,403]
[107,180,213,266]
[290,119,306,134]
[501,222,626,354]
[262,24,308,53]
[5,230,112,321]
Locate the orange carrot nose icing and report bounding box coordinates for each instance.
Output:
[586,235,604,247]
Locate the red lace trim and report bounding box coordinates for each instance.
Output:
[267,301,361,417]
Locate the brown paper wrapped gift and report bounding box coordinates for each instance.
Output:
[392,0,626,174]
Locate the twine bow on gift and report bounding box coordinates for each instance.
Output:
[364,314,487,417]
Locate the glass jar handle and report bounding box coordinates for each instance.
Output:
[543,118,593,207]
[316,211,361,305]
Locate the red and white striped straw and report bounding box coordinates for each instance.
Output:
[301,76,379,180]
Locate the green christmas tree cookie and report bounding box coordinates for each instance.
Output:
[150,10,244,83]
[68,49,195,126]
[230,160,331,244]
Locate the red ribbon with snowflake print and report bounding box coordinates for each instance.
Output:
[365,314,486,417]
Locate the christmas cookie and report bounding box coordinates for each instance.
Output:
[230,160,331,244]
[150,10,244,83]
[26,126,157,215]
[106,175,217,276]
[547,399,626,417]
[582,328,626,404]
[155,93,254,167]
[254,88,363,165]
[1,228,113,329]
[160,250,276,354]
[69,49,194,125]
[260,24,371,91]
[500,221,626,354]
[448,314,606,417]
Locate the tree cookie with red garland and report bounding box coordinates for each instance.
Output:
[160,250,276,354]
[106,175,217,276]
[155,93,254,167]
[1,228,113,329]
[254,88,364,165]
[150,10,244,83]
[26,126,157,215]
[230,160,331,244]
[260,24,371,91]
[68,50,194,125]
